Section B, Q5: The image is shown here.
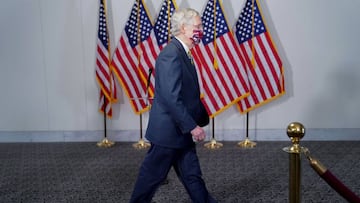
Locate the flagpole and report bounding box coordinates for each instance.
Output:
[131,0,151,150]
[97,96,115,148]
[238,112,256,148]
[95,0,114,148]
[204,118,223,149]
[132,113,150,149]
[203,0,222,149]
[132,68,152,149]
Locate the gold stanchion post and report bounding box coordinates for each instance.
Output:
[282,122,307,203]
[133,113,150,149]
[204,118,223,149]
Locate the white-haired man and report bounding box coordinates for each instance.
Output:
[130,8,216,203]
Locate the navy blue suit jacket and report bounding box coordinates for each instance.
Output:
[145,38,209,148]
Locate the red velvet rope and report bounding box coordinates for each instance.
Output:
[320,170,360,203]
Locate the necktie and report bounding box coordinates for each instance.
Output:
[187,50,200,89]
[187,51,194,65]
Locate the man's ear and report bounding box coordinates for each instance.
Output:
[181,23,187,34]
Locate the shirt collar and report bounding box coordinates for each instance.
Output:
[175,36,190,53]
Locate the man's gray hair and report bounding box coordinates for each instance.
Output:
[170,8,200,36]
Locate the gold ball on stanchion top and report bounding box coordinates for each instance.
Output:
[287,122,305,141]
[283,122,306,154]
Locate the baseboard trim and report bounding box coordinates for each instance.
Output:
[0,128,359,143]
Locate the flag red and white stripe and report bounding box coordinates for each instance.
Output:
[95,0,117,117]
[111,0,160,114]
[193,0,249,117]
[235,0,285,113]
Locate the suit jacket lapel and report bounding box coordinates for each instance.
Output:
[172,38,200,88]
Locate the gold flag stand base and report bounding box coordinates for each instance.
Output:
[97,138,115,148]
[238,138,256,148]
[204,138,223,149]
[133,138,151,149]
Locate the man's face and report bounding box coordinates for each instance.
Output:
[183,15,203,48]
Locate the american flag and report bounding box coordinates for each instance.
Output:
[111,0,160,114]
[192,0,250,117]
[235,0,285,113]
[95,0,117,118]
[154,0,177,50]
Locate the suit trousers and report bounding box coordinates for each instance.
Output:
[129,144,217,203]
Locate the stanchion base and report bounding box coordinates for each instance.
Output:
[283,145,307,154]
[133,139,151,149]
[204,139,223,149]
[238,138,256,148]
[97,138,115,148]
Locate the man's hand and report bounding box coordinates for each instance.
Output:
[190,126,206,142]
